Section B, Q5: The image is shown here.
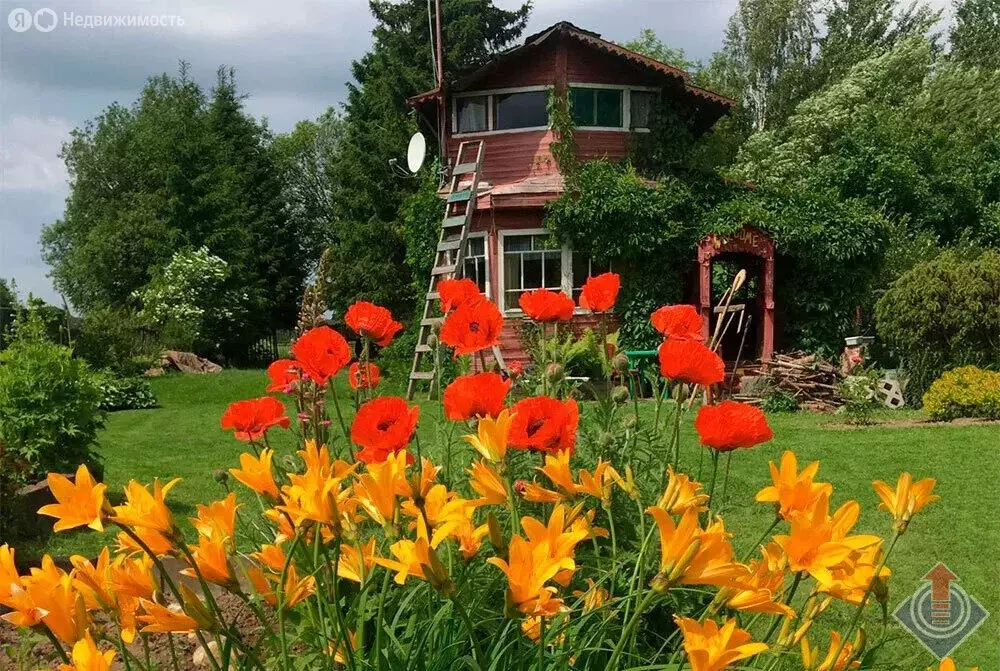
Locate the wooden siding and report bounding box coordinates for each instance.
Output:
[564,40,664,87]
[449,130,557,186]
[463,46,558,90]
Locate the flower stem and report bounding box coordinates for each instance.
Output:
[42,629,70,664]
[537,615,546,670]
[277,531,305,671]
[451,595,485,668]
[373,569,392,671]
[705,450,721,517]
[609,589,658,668]
[762,571,804,644]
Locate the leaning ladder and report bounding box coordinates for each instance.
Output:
[407,140,486,400]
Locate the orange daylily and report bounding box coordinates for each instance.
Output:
[487,535,569,616]
[58,631,116,671]
[872,473,939,532]
[774,493,881,585]
[0,544,20,603]
[181,535,237,588]
[116,526,174,557]
[468,460,508,506]
[338,539,377,583]
[453,515,490,561]
[462,409,514,463]
[573,578,610,613]
[354,451,408,527]
[933,659,980,671]
[112,478,182,535]
[38,464,107,532]
[247,564,316,609]
[819,544,890,606]
[717,544,794,616]
[278,466,353,532]
[18,555,89,644]
[521,505,589,569]
[229,449,280,500]
[756,451,833,521]
[658,466,710,515]
[191,493,239,544]
[801,630,861,670]
[330,629,358,666]
[647,507,747,590]
[70,548,114,611]
[137,599,200,633]
[675,616,767,671]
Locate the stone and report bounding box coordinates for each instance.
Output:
[162,350,222,374]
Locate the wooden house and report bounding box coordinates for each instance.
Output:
[409,22,775,373]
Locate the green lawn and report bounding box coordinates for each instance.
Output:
[18,370,998,667]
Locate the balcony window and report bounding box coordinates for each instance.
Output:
[570,87,623,128]
[630,90,657,129]
[493,90,548,130]
[456,96,488,133]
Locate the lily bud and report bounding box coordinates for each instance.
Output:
[871,574,889,605]
[180,584,218,631]
[487,512,507,558]
[422,545,455,597]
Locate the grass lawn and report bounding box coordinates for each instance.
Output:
[18,369,999,668]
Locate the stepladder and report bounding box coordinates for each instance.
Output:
[407,140,487,400]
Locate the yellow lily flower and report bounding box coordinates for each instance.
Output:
[872,473,939,532]
[229,449,280,500]
[112,478,182,536]
[58,631,116,671]
[462,409,513,463]
[756,451,833,521]
[38,464,107,532]
[674,616,768,671]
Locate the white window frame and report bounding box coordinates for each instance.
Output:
[566,83,660,133]
[461,233,491,298]
[497,228,571,313]
[452,85,552,137]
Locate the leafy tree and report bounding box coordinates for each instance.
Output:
[42,65,313,358]
[0,279,16,348]
[950,0,1000,69]
[328,0,530,319]
[621,29,701,70]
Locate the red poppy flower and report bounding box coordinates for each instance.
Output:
[348,362,381,391]
[438,278,482,314]
[694,400,773,452]
[443,372,511,421]
[507,360,524,378]
[345,301,403,347]
[651,305,705,341]
[266,359,301,393]
[291,326,352,386]
[658,339,725,387]
[508,396,579,455]
[440,297,503,356]
[578,272,621,313]
[221,397,290,442]
[519,289,575,322]
[350,396,420,463]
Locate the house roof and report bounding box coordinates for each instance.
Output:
[408,21,733,110]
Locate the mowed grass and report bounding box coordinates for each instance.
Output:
[19,370,999,667]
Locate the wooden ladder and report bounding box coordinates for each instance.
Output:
[407,140,486,400]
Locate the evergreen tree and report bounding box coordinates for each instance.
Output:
[327,0,530,319]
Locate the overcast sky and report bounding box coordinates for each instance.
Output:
[0,0,951,305]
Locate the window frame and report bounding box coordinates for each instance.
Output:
[566,83,660,132]
[451,85,552,137]
[461,233,490,298]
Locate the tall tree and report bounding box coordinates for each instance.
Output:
[703,0,818,131]
[327,0,530,319]
[951,0,1000,68]
[42,65,314,357]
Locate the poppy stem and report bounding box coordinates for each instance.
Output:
[706,450,721,517]
[328,385,353,453]
[720,452,734,511]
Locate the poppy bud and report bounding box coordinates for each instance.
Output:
[600,431,616,449]
[622,414,638,430]
[212,469,228,485]
[612,385,630,404]
[427,334,439,348]
[545,363,564,384]
[612,353,630,373]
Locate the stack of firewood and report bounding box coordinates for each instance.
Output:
[736,351,845,412]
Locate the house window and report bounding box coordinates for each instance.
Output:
[572,254,614,302]
[630,90,657,129]
[463,236,489,294]
[502,233,562,309]
[456,96,488,133]
[570,87,623,128]
[493,90,548,130]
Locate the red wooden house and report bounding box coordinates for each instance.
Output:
[408,22,774,375]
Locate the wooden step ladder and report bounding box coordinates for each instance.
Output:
[407,140,486,400]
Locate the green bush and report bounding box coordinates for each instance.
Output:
[875,249,1000,403]
[97,374,158,411]
[0,315,105,486]
[75,305,160,376]
[762,390,799,413]
[923,366,1000,421]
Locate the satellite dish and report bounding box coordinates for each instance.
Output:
[407,132,427,173]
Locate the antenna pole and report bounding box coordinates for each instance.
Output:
[435,0,444,87]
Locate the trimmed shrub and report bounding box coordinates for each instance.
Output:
[923,366,1000,421]
[875,249,1000,403]
[97,374,158,411]
[75,305,160,376]
[0,315,104,486]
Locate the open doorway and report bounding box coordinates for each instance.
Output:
[710,254,763,361]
